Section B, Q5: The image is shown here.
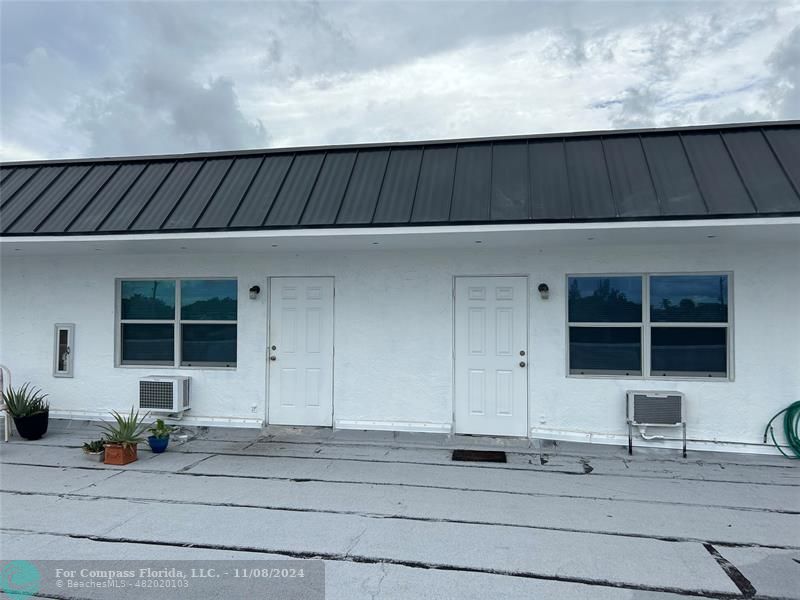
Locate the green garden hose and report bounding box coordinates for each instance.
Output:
[763,400,800,458]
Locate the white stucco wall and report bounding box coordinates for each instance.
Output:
[1,238,798,451]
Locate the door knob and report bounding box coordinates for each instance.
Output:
[519,361,526,367]
[270,356,277,361]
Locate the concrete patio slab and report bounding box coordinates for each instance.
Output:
[2,463,796,547]
[2,419,798,599]
[0,492,739,594]
[4,531,695,600]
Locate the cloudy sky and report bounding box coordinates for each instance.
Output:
[1,1,799,161]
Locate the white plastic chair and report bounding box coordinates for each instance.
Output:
[0,364,10,442]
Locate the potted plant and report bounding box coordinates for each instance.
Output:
[82,439,106,462]
[2,383,49,440]
[147,419,173,453]
[98,408,149,465]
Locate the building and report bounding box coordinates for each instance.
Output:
[1,121,798,453]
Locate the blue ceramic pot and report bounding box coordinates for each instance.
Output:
[147,435,169,453]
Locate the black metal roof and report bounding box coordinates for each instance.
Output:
[1,121,798,236]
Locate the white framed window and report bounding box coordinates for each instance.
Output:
[116,278,238,368]
[567,273,732,379]
[53,323,75,377]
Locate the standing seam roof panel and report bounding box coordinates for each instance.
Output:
[528,139,572,220]
[0,167,39,207]
[763,128,800,202]
[372,148,423,224]
[301,151,357,225]
[491,142,529,220]
[640,135,706,216]
[680,133,754,214]
[196,157,263,229]
[162,159,234,229]
[411,146,457,223]
[602,136,660,217]
[336,150,390,224]
[230,154,293,228]
[450,144,492,222]
[130,161,204,230]
[564,139,616,219]
[265,152,325,226]
[98,162,174,231]
[0,167,64,231]
[6,166,90,233]
[722,130,800,213]
[37,164,119,233]
[68,164,147,232]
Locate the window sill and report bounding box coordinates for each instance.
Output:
[567,373,733,382]
[116,364,237,372]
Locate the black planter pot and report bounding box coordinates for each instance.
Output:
[13,410,49,440]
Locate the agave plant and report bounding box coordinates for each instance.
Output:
[98,408,150,446]
[2,383,49,418]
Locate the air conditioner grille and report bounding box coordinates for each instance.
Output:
[139,380,174,410]
[633,394,682,425]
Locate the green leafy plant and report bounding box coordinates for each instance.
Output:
[98,408,150,446]
[2,383,49,418]
[147,419,173,439]
[82,439,106,453]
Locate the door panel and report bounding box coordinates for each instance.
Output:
[455,277,528,436]
[269,277,334,426]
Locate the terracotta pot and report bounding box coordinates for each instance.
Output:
[104,443,138,465]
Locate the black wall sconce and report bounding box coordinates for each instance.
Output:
[249,285,261,300]
[537,283,549,300]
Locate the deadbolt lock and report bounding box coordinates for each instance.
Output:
[519,350,526,356]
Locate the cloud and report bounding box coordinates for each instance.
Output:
[70,63,268,157]
[1,1,799,161]
[767,26,800,117]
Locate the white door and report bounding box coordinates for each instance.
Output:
[268,277,334,426]
[454,277,528,436]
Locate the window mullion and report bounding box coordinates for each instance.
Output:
[174,279,181,367]
[643,274,651,377]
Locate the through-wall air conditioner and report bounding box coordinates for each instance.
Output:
[626,390,686,457]
[139,376,190,417]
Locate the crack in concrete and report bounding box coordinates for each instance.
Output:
[369,561,388,600]
[344,526,367,557]
[177,454,214,473]
[68,469,125,494]
[3,461,797,516]
[704,543,757,598]
[1,528,783,600]
[2,490,797,551]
